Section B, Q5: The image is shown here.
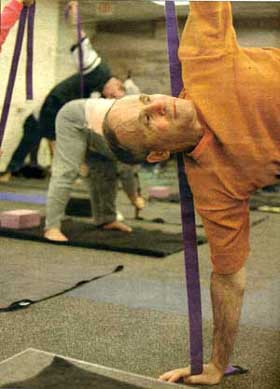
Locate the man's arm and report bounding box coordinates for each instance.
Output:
[159,183,249,385]
[118,164,145,211]
[179,1,238,59]
[66,1,101,74]
[159,267,246,385]
[210,267,246,373]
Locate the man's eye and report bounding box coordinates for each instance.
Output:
[144,114,150,124]
[140,95,151,104]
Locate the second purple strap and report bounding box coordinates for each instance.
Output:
[26,1,36,100]
[76,4,84,97]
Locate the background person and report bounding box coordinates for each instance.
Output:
[44,97,145,241]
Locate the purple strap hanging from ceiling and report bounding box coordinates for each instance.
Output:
[0,6,28,147]
[26,2,36,99]
[76,3,84,97]
[164,0,203,375]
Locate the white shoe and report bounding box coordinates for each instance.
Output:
[116,211,124,222]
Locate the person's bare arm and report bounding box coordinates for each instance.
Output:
[66,0,86,39]
[159,267,246,385]
[118,165,145,211]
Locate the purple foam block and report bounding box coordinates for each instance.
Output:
[0,209,41,229]
[148,186,171,199]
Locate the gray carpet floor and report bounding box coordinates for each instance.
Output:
[0,169,279,388]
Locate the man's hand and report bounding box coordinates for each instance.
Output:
[131,195,145,210]
[159,363,223,386]
[18,0,35,6]
[67,1,79,25]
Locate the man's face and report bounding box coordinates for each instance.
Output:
[103,77,126,98]
[106,94,198,154]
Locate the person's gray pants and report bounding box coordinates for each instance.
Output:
[86,152,140,224]
[45,99,118,230]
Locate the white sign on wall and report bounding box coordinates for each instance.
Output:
[95,1,114,16]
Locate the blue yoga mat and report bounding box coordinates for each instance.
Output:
[0,192,46,205]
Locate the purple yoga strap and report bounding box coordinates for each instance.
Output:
[165,0,203,375]
[0,4,36,147]
[76,4,84,97]
[26,2,36,99]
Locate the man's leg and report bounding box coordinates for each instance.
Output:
[29,142,40,166]
[159,267,246,385]
[86,153,132,232]
[45,100,88,241]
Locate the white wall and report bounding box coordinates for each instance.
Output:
[0,0,60,170]
[1,2,279,171]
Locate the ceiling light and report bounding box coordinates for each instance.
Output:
[151,1,189,6]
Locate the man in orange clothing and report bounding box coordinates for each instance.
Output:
[102,1,280,385]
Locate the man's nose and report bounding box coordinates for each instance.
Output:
[115,90,125,98]
[145,100,166,115]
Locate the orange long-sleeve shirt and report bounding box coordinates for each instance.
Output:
[179,2,280,274]
[0,0,23,51]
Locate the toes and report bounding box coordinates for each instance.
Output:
[159,368,191,383]
[159,372,181,383]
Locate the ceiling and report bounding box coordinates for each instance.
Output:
[60,1,280,23]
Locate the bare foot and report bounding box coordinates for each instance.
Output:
[0,172,12,183]
[159,363,223,386]
[44,228,68,241]
[102,221,132,233]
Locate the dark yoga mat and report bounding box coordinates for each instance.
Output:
[0,219,206,257]
[66,196,92,217]
[0,356,142,389]
[148,190,280,211]
[66,198,178,225]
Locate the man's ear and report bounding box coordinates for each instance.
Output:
[146,151,170,163]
